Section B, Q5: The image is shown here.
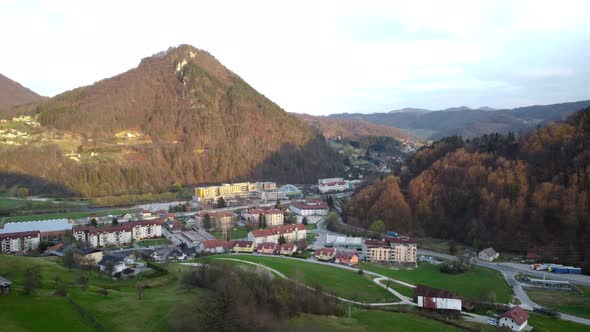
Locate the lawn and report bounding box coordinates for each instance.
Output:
[304,223,318,230]
[1,208,138,223]
[527,312,590,332]
[290,308,463,332]
[416,237,468,255]
[210,226,250,240]
[0,254,193,332]
[137,238,172,247]
[527,286,590,319]
[202,255,398,303]
[359,262,513,303]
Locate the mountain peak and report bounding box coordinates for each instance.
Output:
[0,73,43,109]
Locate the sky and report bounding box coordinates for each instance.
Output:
[1,0,589,115]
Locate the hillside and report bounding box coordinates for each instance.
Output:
[0,45,343,197]
[331,100,590,140]
[0,73,43,109]
[293,113,408,140]
[345,107,590,269]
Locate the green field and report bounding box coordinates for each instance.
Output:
[202,255,398,303]
[0,254,192,332]
[291,308,463,332]
[304,223,318,230]
[210,226,250,240]
[527,286,590,319]
[136,238,172,247]
[528,312,590,332]
[359,262,513,303]
[0,208,138,223]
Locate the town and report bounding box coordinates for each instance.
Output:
[1,178,589,332]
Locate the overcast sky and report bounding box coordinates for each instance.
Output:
[1,0,589,115]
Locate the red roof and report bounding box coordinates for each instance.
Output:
[0,230,40,240]
[73,219,163,235]
[390,237,417,245]
[502,306,529,326]
[251,224,305,238]
[320,180,346,186]
[201,239,226,249]
[249,209,265,215]
[290,201,329,210]
[198,211,235,218]
[414,285,461,299]
[277,243,296,252]
[336,251,357,260]
[364,239,389,247]
[314,247,336,257]
[256,242,277,251]
[266,209,282,215]
[233,240,253,248]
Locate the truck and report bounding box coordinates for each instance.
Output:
[533,306,560,318]
[387,231,399,238]
[531,263,562,271]
[550,266,582,274]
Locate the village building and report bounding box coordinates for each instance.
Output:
[478,247,499,262]
[247,224,306,245]
[499,306,529,331]
[335,251,359,265]
[256,242,277,254]
[245,208,284,227]
[315,247,337,261]
[390,238,417,264]
[414,285,463,313]
[289,198,329,216]
[197,211,236,231]
[74,248,103,266]
[0,276,12,295]
[276,243,297,256]
[199,239,226,253]
[0,219,73,244]
[318,178,350,193]
[231,240,255,253]
[73,220,163,248]
[98,255,127,275]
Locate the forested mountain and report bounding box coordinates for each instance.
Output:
[0,73,43,109]
[293,113,408,140]
[346,107,590,267]
[331,100,590,140]
[0,45,343,197]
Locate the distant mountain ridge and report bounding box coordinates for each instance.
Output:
[332,100,590,140]
[293,113,409,140]
[0,73,43,109]
[0,45,343,197]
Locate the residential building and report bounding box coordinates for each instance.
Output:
[276,243,297,256]
[318,178,350,193]
[0,231,40,254]
[335,251,359,265]
[363,239,391,262]
[247,224,306,245]
[256,242,277,254]
[197,211,235,230]
[199,239,226,253]
[194,182,276,203]
[232,240,255,253]
[0,219,73,244]
[478,247,499,262]
[0,276,12,295]
[499,306,529,331]
[258,190,286,201]
[98,255,127,275]
[246,209,266,223]
[265,209,284,227]
[315,247,336,261]
[414,285,463,312]
[289,199,329,216]
[74,248,103,266]
[390,238,417,264]
[73,220,163,248]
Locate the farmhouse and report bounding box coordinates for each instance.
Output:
[315,247,336,261]
[499,306,529,331]
[478,247,499,262]
[335,251,359,265]
[247,224,306,245]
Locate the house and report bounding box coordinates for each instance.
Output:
[256,242,277,255]
[414,285,462,313]
[199,239,226,253]
[499,306,529,331]
[264,209,284,227]
[232,241,255,253]
[168,248,187,260]
[73,220,163,248]
[289,199,329,216]
[335,251,359,265]
[247,224,306,245]
[44,243,66,257]
[315,247,336,261]
[152,247,174,261]
[295,239,308,252]
[318,178,350,193]
[478,247,499,262]
[0,276,12,295]
[197,211,236,230]
[74,248,103,266]
[98,255,127,275]
[276,243,297,256]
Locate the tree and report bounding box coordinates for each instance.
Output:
[16,187,29,199]
[203,214,211,230]
[258,213,265,228]
[278,235,286,245]
[136,283,145,300]
[369,220,386,235]
[62,248,75,270]
[23,266,42,295]
[171,181,182,192]
[285,215,296,224]
[326,196,334,210]
[112,217,119,225]
[275,199,281,209]
[302,217,308,225]
[216,197,227,208]
[449,240,457,255]
[77,275,89,292]
[472,238,480,251]
[90,218,98,227]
